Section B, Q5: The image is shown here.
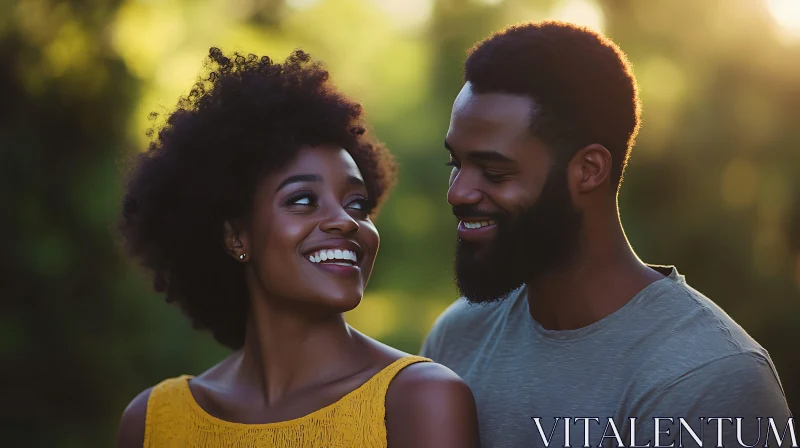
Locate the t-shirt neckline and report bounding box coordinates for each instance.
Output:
[523,265,682,342]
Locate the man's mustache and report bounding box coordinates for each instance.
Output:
[451,205,507,222]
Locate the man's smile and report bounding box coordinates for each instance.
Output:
[457,218,498,242]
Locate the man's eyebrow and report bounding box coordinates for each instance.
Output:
[444,139,515,163]
[276,174,322,192]
[468,151,515,163]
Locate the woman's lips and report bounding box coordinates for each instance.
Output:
[310,262,361,276]
[304,247,361,275]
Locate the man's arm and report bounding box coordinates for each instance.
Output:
[385,362,480,448]
[627,352,792,448]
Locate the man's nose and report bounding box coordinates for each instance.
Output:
[447,169,482,206]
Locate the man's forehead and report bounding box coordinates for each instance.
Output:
[452,82,534,128]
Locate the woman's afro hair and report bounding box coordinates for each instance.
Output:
[118,48,397,349]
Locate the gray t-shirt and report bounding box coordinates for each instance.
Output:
[420,267,793,448]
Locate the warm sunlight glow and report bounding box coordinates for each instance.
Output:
[286,0,322,10]
[639,55,686,105]
[368,0,433,29]
[766,0,800,39]
[550,0,605,33]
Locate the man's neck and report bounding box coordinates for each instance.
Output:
[526,222,664,331]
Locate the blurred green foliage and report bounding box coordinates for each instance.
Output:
[1,0,799,445]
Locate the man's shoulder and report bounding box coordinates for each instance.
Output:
[651,279,767,354]
[430,291,519,334]
[610,274,789,415]
[631,277,775,388]
[420,288,523,361]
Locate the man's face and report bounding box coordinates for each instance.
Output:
[446,82,583,304]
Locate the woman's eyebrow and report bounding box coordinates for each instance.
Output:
[347,175,365,186]
[276,174,322,192]
[276,173,364,192]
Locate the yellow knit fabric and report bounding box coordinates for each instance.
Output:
[143,355,431,447]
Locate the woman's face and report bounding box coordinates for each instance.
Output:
[235,145,380,313]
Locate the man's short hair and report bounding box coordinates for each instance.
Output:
[465,21,641,189]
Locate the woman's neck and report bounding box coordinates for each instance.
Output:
[235,299,371,406]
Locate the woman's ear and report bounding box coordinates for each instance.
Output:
[223,220,249,262]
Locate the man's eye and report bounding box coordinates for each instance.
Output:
[484,171,507,183]
[445,158,460,168]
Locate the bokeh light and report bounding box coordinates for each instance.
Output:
[368,0,433,29]
[551,0,605,33]
[766,0,800,39]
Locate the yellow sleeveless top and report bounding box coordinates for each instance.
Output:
[143,355,431,447]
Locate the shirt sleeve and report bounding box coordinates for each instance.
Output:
[419,312,448,362]
[623,352,793,448]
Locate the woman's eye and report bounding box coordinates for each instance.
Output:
[347,198,373,213]
[445,158,460,168]
[347,199,366,210]
[286,193,316,207]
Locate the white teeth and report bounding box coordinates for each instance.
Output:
[306,249,358,264]
[463,220,496,229]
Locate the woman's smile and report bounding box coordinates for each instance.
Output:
[241,145,380,310]
[303,238,364,276]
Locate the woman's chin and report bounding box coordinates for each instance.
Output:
[314,290,364,314]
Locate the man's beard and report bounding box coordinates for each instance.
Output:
[454,164,583,304]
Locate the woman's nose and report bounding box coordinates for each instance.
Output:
[319,206,360,234]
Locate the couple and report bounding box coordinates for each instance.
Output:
[117,22,792,448]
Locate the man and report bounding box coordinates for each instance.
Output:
[421,21,793,448]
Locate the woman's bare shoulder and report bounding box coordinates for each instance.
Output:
[116,387,153,448]
[385,361,480,447]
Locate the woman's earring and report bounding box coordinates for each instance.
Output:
[239,253,247,261]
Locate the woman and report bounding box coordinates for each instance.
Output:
[115,48,479,447]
